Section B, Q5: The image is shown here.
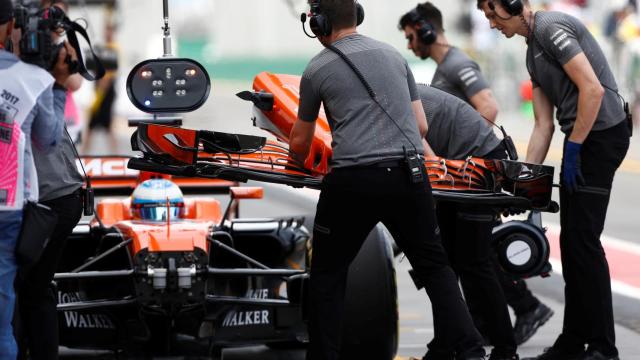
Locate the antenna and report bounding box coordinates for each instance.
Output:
[162,0,172,57]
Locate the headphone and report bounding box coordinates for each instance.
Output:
[308,0,365,37]
[407,7,437,46]
[488,0,524,18]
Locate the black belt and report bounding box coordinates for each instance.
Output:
[370,159,405,168]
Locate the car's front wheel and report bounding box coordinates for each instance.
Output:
[341,224,398,359]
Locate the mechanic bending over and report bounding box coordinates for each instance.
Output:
[399,2,498,125]
[9,1,84,359]
[290,1,485,359]
[417,83,528,360]
[0,0,72,357]
[399,2,553,348]
[477,1,632,360]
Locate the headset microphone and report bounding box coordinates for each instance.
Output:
[300,12,317,39]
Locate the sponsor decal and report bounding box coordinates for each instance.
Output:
[222,309,270,327]
[553,32,568,46]
[58,291,116,330]
[549,29,563,41]
[221,288,271,327]
[458,68,476,81]
[558,40,571,51]
[77,158,139,177]
[246,288,269,299]
[464,76,478,87]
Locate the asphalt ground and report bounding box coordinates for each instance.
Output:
[63,80,640,358]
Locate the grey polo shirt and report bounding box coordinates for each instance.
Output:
[33,123,83,202]
[418,84,501,159]
[298,33,424,168]
[527,11,626,134]
[431,47,490,105]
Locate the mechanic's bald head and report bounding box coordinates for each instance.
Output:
[0,0,14,44]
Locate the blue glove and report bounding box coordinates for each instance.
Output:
[562,140,585,194]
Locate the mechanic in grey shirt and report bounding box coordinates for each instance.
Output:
[290,1,484,360]
[478,1,632,360]
[418,84,501,159]
[297,35,425,167]
[399,2,499,124]
[416,84,520,359]
[402,3,553,352]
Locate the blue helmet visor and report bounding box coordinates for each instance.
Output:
[134,203,185,221]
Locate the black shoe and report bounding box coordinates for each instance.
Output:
[489,351,519,360]
[522,347,585,360]
[514,303,554,345]
[580,350,619,360]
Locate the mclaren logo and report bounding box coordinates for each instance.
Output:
[76,158,139,177]
[222,310,270,327]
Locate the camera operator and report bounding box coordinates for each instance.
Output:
[0,0,73,357]
[292,1,485,359]
[399,3,553,347]
[476,1,632,359]
[5,1,83,359]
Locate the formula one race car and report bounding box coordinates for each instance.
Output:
[55,157,398,358]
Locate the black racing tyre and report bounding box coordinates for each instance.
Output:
[340,224,399,359]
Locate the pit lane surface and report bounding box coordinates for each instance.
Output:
[64,81,640,358]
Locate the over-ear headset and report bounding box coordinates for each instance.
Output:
[488,0,524,18]
[307,0,365,37]
[408,8,437,46]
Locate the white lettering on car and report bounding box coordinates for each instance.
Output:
[59,291,116,329]
[245,288,269,299]
[222,310,271,327]
[77,158,140,177]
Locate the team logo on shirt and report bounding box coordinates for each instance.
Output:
[550,29,571,52]
[458,67,478,87]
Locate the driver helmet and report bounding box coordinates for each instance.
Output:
[131,179,185,221]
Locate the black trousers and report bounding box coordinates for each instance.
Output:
[553,121,630,356]
[435,202,516,355]
[306,165,484,360]
[16,190,83,360]
[495,268,539,316]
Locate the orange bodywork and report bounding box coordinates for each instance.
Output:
[114,220,212,254]
[230,187,264,199]
[97,196,223,254]
[253,72,333,175]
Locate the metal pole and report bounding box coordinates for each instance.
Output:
[162,0,172,57]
